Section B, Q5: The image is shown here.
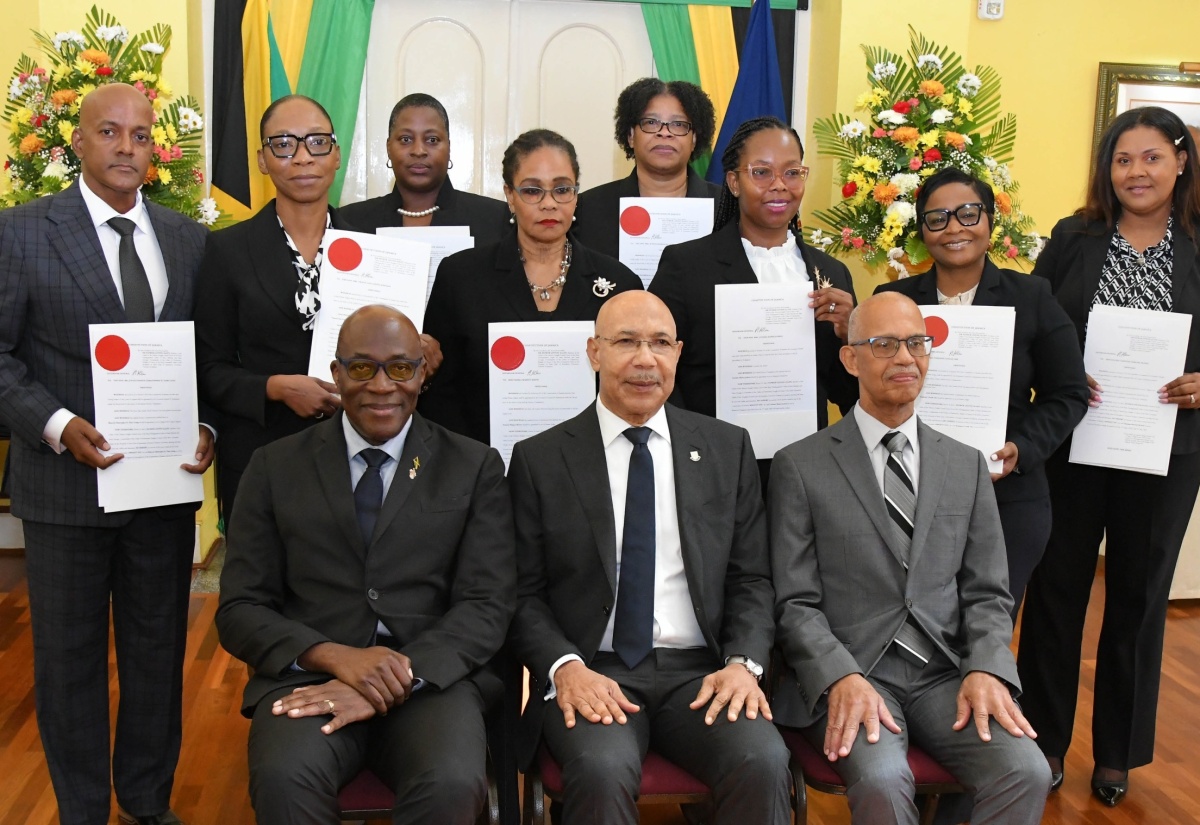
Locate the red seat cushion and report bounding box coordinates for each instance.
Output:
[537,746,709,796]
[779,727,959,786]
[338,769,395,811]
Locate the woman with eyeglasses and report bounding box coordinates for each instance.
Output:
[572,78,721,260]
[195,95,355,521]
[1016,106,1200,806]
[649,116,858,441]
[339,92,509,244]
[420,129,642,444]
[876,167,1088,626]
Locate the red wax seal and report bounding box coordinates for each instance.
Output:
[619,205,652,236]
[924,315,950,348]
[95,335,131,371]
[327,237,363,271]
[490,336,526,371]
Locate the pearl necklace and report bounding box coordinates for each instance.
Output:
[396,204,440,218]
[521,240,572,301]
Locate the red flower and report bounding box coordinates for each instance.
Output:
[1006,246,1019,258]
[923,148,942,162]
[842,181,858,198]
[851,237,865,249]
[909,157,923,171]
[892,100,912,115]
[96,66,114,77]
[31,114,48,128]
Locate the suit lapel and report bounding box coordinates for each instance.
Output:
[46,185,127,323]
[149,204,191,322]
[712,223,758,285]
[553,241,598,319]
[666,407,718,625]
[248,201,307,325]
[1076,226,1111,306]
[618,169,641,198]
[492,233,540,320]
[828,415,909,569]
[1172,229,1200,309]
[561,408,618,591]
[313,416,365,557]
[371,414,431,543]
[907,420,947,570]
[971,260,1003,307]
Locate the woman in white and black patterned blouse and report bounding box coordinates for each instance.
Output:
[1017,106,1200,807]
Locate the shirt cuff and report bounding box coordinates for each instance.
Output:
[42,408,76,454]
[545,653,584,701]
[200,422,218,441]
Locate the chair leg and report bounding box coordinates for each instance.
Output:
[520,771,546,825]
[918,793,941,825]
[788,761,808,825]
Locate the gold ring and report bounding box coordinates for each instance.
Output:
[325,699,335,712]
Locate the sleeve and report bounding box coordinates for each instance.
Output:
[417,255,470,434]
[648,244,695,408]
[816,257,860,414]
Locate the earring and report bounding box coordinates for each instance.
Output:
[386,159,393,168]
[572,215,577,222]
[509,213,515,224]
[448,159,454,170]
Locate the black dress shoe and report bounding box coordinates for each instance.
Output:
[117,809,184,825]
[1049,770,1064,793]
[1090,775,1128,807]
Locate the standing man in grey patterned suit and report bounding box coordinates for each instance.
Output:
[0,83,212,825]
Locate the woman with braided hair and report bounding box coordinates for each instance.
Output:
[649,116,858,445]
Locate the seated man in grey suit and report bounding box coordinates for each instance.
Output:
[508,291,791,825]
[769,292,1049,825]
[216,305,515,825]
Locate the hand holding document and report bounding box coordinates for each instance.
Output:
[1070,304,1191,475]
[89,321,203,512]
[618,197,713,287]
[915,306,1015,474]
[488,321,595,469]
[715,283,817,459]
[378,225,475,305]
[307,230,430,381]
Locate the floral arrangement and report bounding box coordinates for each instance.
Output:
[2,5,218,224]
[808,27,1038,277]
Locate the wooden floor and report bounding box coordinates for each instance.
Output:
[0,556,1198,825]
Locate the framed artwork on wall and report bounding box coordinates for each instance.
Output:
[1093,62,1200,161]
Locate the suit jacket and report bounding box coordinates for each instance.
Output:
[572,167,722,261]
[216,411,516,715]
[420,230,643,444]
[769,413,1018,729]
[649,222,859,427]
[0,181,208,526]
[876,260,1088,502]
[508,403,774,766]
[338,178,510,247]
[194,200,354,504]
[1034,215,1200,454]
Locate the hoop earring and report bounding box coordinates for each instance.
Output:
[448,159,454,170]
[386,159,393,169]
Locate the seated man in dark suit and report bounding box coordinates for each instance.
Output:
[216,305,515,825]
[508,291,791,825]
[769,292,1049,825]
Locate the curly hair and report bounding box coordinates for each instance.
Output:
[613,78,716,163]
[501,129,580,188]
[713,116,805,242]
[387,92,449,134]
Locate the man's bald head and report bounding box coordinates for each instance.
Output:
[587,290,682,426]
[71,83,156,212]
[333,305,424,445]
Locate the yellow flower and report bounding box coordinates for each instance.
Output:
[52,63,72,82]
[129,71,157,83]
[940,93,956,107]
[15,108,33,126]
[919,129,940,148]
[853,155,882,174]
[78,84,96,100]
[156,79,172,99]
[919,166,937,178]
[73,58,96,78]
[958,97,973,116]
[990,224,1003,243]
[157,168,172,185]
[166,124,178,142]
[871,89,886,107]
[855,91,875,111]
[58,120,75,143]
[152,125,169,147]
[152,96,164,112]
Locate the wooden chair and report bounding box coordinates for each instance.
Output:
[337,764,500,824]
[780,727,965,825]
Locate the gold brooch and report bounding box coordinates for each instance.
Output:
[409,457,420,480]
[815,267,832,291]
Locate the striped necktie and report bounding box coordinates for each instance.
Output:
[882,431,915,567]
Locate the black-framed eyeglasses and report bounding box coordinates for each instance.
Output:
[261,132,338,158]
[920,203,987,232]
[593,335,680,355]
[848,336,934,358]
[637,117,693,136]
[514,184,579,204]
[738,165,810,184]
[335,356,424,382]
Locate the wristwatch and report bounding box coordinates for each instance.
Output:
[725,655,764,680]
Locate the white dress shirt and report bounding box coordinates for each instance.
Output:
[740,235,810,284]
[936,283,979,305]
[854,403,921,494]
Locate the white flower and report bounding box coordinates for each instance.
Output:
[8,77,22,100]
[872,61,898,80]
[887,247,909,278]
[141,42,166,55]
[809,229,834,248]
[1027,233,1045,262]
[886,201,917,227]
[197,198,220,226]
[983,156,998,169]
[890,173,921,195]
[41,160,70,180]
[916,54,944,74]
[95,25,129,43]
[52,31,86,51]
[957,73,982,97]
[929,108,954,125]
[839,119,868,139]
[992,163,1013,188]
[177,107,203,132]
[877,109,908,127]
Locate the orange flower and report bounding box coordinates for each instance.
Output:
[51,89,78,108]
[944,131,967,150]
[891,127,920,150]
[919,80,945,98]
[19,134,45,155]
[995,191,1013,215]
[143,165,159,185]
[80,49,110,66]
[872,182,901,206]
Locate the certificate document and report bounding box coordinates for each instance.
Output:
[618,197,713,287]
[1070,304,1191,475]
[916,306,1015,474]
[89,321,203,512]
[715,283,817,459]
[378,226,475,305]
[307,230,430,382]
[488,321,595,469]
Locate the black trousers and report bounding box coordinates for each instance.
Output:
[24,511,194,825]
[998,495,1053,621]
[1017,447,1200,768]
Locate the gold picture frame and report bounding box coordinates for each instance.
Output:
[1093,62,1200,162]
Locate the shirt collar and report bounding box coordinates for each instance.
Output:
[78,175,150,234]
[595,396,671,448]
[853,402,920,452]
[342,412,413,465]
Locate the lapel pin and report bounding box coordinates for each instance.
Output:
[409,456,420,480]
[592,277,615,298]
[815,267,832,291]
[690,450,701,462]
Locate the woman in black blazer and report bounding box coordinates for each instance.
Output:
[421,129,642,445]
[339,93,509,245]
[1017,106,1200,806]
[649,116,858,430]
[876,168,1089,621]
[195,95,349,521]
[573,78,721,260]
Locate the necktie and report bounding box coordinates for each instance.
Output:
[613,427,655,669]
[882,431,915,567]
[354,448,389,546]
[107,217,155,323]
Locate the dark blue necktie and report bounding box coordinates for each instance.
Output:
[613,427,655,669]
[354,448,389,545]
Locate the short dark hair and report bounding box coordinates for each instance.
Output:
[259,94,334,140]
[501,129,580,187]
[1082,105,1200,240]
[387,93,450,134]
[713,117,805,241]
[613,78,716,162]
[915,167,995,237]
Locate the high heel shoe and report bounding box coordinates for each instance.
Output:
[1046,756,1064,794]
[1090,769,1128,807]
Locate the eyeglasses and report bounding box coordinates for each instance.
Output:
[637,117,694,136]
[513,184,579,204]
[594,335,680,355]
[335,356,424,382]
[920,203,987,232]
[738,165,810,185]
[261,132,338,159]
[848,336,934,358]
